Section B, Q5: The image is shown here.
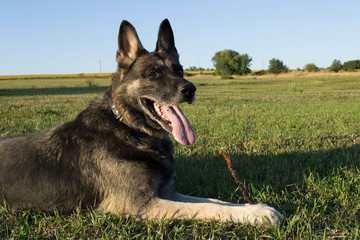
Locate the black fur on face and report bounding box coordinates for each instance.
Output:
[111,19,196,137]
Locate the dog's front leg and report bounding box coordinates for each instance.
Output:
[162,191,234,205]
[144,197,283,226]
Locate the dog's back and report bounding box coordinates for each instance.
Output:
[0,112,98,212]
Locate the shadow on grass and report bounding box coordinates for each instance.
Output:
[173,140,360,235]
[175,140,360,203]
[0,86,109,96]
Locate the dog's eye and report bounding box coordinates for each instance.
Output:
[148,71,158,78]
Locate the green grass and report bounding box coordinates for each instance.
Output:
[1,75,360,238]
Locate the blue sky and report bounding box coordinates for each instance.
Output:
[1,0,359,75]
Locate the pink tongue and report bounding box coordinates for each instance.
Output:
[161,105,195,145]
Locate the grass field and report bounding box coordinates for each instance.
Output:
[0,74,360,239]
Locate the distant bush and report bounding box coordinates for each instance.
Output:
[268,58,288,74]
[184,72,196,77]
[220,75,234,79]
[329,59,342,72]
[186,66,206,71]
[343,60,360,71]
[254,70,267,76]
[304,63,320,72]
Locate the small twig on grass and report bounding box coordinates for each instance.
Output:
[222,152,255,205]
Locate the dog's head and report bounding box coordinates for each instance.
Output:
[110,19,196,145]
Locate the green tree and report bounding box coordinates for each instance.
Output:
[212,49,252,75]
[329,59,342,72]
[304,63,320,72]
[343,60,360,71]
[268,58,288,74]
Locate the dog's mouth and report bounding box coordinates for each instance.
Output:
[141,98,195,145]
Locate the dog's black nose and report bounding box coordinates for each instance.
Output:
[180,82,196,103]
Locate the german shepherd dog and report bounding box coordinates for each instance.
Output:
[0,19,282,226]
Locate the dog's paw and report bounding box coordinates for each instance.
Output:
[249,203,283,226]
[236,203,283,226]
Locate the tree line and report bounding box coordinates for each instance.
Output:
[196,49,360,76]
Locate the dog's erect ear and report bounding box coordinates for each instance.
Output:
[156,19,178,57]
[116,20,146,68]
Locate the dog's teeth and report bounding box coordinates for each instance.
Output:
[154,103,161,115]
[154,102,163,117]
[153,102,170,122]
